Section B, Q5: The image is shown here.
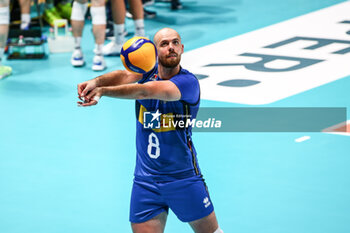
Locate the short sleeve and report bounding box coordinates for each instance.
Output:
[170,74,200,105]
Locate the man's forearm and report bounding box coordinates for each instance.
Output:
[94,71,124,87]
[96,79,180,102]
[101,83,147,100]
[94,70,141,87]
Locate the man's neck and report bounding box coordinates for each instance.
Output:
[158,65,180,80]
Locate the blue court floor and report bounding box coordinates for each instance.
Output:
[1,0,350,233]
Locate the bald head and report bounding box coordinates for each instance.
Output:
[153,28,184,69]
[153,28,181,47]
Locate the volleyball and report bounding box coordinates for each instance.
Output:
[120,37,157,74]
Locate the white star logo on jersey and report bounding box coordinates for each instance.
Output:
[151,109,162,122]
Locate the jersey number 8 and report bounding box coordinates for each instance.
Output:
[147,133,160,159]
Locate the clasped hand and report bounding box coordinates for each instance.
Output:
[77,80,102,107]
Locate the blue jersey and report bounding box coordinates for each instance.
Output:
[134,67,201,181]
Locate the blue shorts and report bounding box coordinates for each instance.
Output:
[129,175,214,223]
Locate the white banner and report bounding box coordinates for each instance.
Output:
[182,2,350,105]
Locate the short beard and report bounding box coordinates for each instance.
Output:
[159,55,181,68]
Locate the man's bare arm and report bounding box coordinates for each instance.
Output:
[102,80,181,100]
[78,70,143,98]
[79,80,181,106]
[95,70,143,87]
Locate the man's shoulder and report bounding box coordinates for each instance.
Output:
[179,67,196,77]
[173,68,198,83]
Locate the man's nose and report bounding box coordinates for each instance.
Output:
[168,43,175,50]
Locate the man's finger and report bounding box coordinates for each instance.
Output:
[82,89,92,98]
[81,89,87,97]
[93,96,100,102]
[77,100,98,107]
[77,83,85,96]
[82,100,98,106]
[78,95,84,101]
[85,89,98,102]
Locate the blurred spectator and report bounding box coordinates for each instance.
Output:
[102,0,145,56]
[71,0,107,71]
[18,0,31,29]
[0,0,11,79]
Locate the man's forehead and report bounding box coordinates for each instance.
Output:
[159,35,180,42]
[154,29,181,43]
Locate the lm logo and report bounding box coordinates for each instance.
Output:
[143,109,162,129]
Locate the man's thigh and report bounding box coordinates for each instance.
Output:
[164,175,214,222]
[189,211,219,233]
[131,211,168,233]
[130,178,168,223]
